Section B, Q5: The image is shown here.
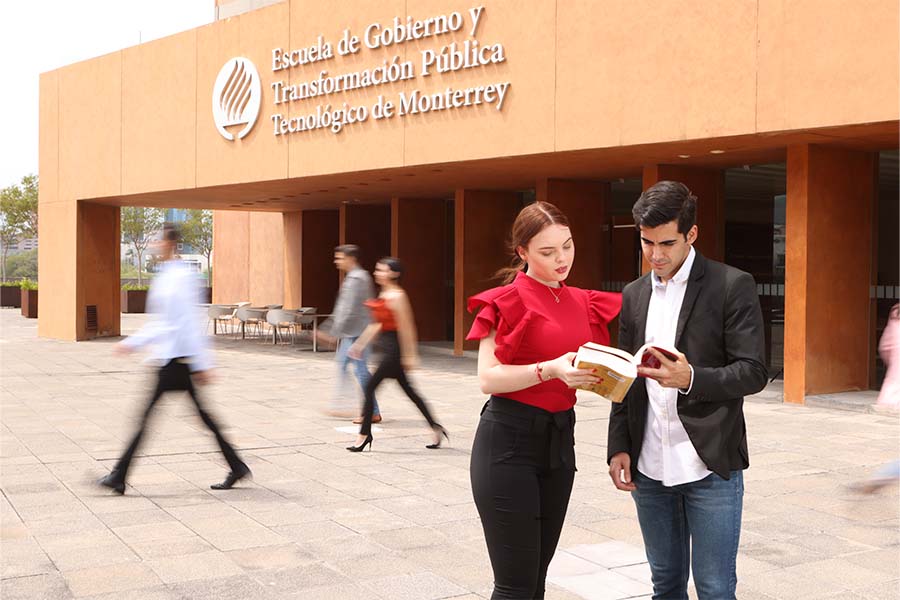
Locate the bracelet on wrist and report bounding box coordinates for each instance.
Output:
[535,361,546,383]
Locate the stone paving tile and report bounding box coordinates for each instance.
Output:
[249,562,351,591]
[854,579,900,599]
[369,525,451,551]
[0,572,74,600]
[368,571,468,600]
[146,550,245,584]
[62,562,162,598]
[81,587,180,600]
[273,519,357,544]
[224,543,317,571]
[166,574,279,600]
[3,310,899,599]
[2,538,57,579]
[282,582,376,600]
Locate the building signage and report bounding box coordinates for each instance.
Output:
[264,5,511,137]
[212,57,262,140]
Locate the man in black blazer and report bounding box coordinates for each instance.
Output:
[607,181,767,600]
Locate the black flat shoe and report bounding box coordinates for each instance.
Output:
[347,434,373,452]
[210,464,251,490]
[426,425,450,449]
[98,472,125,495]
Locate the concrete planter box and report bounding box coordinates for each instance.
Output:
[21,289,38,318]
[121,290,148,313]
[1,286,21,308]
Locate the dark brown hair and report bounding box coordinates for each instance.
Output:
[377,256,403,283]
[632,180,697,236]
[495,201,571,284]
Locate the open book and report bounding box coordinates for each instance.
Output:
[573,342,679,403]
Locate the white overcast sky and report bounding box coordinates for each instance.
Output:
[0,1,214,189]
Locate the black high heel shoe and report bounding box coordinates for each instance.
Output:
[426,425,449,449]
[347,434,373,452]
[98,472,125,495]
[210,464,252,490]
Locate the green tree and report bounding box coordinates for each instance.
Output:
[6,249,37,279]
[181,209,213,281]
[0,174,39,282]
[121,206,165,286]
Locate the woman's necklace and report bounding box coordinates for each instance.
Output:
[548,285,562,303]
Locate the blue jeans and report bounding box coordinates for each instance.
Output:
[335,336,378,415]
[631,470,743,600]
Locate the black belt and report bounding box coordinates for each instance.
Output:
[482,395,576,470]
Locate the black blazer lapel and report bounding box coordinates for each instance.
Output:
[633,275,652,351]
[675,252,707,348]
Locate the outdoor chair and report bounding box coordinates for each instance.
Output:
[266,309,300,345]
[207,305,236,336]
[235,306,266,339]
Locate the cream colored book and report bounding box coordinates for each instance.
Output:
[573,342,679,403]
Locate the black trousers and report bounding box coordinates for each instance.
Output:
[359,331,438,436]
[110,359,245,482]
[470,395,577,600]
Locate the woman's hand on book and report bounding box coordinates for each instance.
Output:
[636,347,692,390]
[546,352,601,388]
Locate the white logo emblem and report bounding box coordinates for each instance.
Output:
[212,57,261,140]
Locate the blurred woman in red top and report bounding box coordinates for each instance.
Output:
[467,202,621,599]
[346,257,446,452]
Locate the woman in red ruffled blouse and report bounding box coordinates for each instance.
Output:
[467,201,621,599]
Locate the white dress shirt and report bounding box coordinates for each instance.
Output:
[637,247,711,486]
[122,260,212,372]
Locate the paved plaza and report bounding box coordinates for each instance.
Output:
[1,309,898,599]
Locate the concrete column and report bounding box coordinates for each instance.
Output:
[642,165,725,263]
[536,179,609,290]
[391,198,451,341]
[454,190,522,355]
[341,203,391,272]
[76,202,120,339]
[283,211,302,309]
[212,210,249,304]
[784,145,876,403]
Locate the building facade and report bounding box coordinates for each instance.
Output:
[39,0,899,403]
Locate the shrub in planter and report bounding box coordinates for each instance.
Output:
[20,279,38,318]
[1,283,21,308]
[121,283,150,313]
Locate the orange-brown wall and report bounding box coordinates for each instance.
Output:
[213,210,284,305]
[213,211,250,304]
[342,204,391,273]
[454,190,522,353]
[537,179,609,290]
[78,203,120,338]
[283,211,303,309]
[392,198,450,341]
[300,210,340,312]
[785,145,876,401]
[38,0,899,342]
[643,166,725,263]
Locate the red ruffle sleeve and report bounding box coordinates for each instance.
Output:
[586,290,622,345]
[466,285,535,364]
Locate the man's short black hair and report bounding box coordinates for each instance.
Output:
[632,181,697,236]
[335,244,360,259]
